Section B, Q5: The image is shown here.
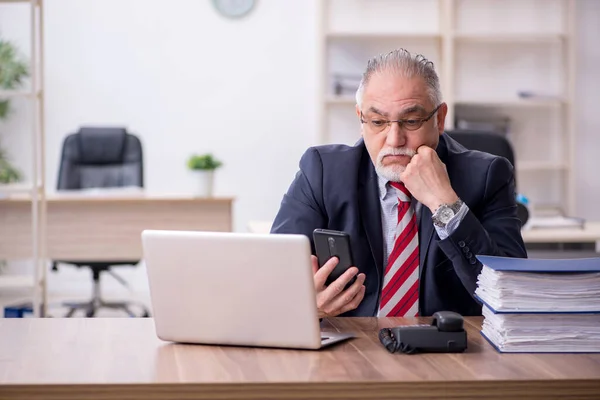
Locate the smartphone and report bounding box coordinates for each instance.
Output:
[313,229,357,287]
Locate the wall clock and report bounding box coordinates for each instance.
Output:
[212,0,257,19]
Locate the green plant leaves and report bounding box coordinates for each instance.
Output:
[0,38,28,90]
[187,153,223,170]
[0,37,29,183]
[0,38,29,120]
[0,100,8,119]
[0,150,21,183]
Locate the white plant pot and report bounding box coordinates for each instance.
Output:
[195,170,214,197]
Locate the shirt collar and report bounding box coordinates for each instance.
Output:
[376,174,390,201]
[376,173,419,210]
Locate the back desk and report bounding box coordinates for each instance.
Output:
[0,194,234,261]
[0,317,599,400]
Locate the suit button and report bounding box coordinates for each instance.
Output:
[458,241,466,248]
[466,252,473,259]
[469,258,477,265]
[463,246,470,253]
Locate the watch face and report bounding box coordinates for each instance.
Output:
[438,207,455,223]
[212,0,256,18]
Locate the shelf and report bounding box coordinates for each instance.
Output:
[319,0,577,217]
[0,89,42,98]
[0,0,39,4]
[517,162,568,172]
[455,98,565,108]
[1,0,46,318]
[326,32,440,40]
[453,32,566,43]
[0,275,35,290]
[0,183,36,195]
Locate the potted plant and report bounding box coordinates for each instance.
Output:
[187,153,223,197]
[0,37,29,184]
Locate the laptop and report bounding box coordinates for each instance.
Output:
[141,229,354,350]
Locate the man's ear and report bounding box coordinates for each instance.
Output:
[436,103,448,135]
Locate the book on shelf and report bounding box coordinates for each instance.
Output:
[475,255,600,353]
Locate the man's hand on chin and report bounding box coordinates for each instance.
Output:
[400,145,459,213]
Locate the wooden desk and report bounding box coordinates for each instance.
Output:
[0,317,598,400]
[0,194,234,261]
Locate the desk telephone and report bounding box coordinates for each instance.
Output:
[378,311,467,354]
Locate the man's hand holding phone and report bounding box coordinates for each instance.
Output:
[311,255,366,318]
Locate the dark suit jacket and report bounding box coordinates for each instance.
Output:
[270,133,527,317]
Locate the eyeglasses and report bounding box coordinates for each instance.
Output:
[360,104,442,134]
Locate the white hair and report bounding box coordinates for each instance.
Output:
[355,48,442,107]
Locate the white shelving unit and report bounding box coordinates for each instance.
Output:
[318,0,577,216]
[0,0,47,317]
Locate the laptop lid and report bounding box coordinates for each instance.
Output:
[141,230,323,349]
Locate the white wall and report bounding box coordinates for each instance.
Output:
[1,0,319,234]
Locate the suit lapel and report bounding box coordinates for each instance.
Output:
[358,148,384,280]
[417,203,435,278]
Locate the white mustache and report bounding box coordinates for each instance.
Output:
[377,147,416,163]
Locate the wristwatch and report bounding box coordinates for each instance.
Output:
[432,199,464,228]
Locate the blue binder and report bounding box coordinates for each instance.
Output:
[476,255,600,272]
[476,301,600,314]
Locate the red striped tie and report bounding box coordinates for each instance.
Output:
[379,181,420,317]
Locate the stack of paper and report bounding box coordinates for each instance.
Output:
[475,255,600,353]
[481,307,600,353]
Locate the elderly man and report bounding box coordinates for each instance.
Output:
[271,49,527,318]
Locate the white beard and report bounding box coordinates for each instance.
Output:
[375,163,405,182]
[375,147,416,182]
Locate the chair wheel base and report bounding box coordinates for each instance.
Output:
[63,300,150,318]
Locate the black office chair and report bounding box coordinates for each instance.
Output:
[446,128,514,161]
[446,129,529,226]
[53,126,150,318]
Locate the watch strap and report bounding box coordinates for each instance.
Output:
[449,199,463,213]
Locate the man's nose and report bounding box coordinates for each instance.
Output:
[385,122,406,148]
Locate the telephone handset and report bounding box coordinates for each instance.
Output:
[378,311,467,354]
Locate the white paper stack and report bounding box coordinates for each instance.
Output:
[476,266,600,313]
[481,307,600,353]
[475,255,600,353]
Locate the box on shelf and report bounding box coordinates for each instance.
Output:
[4,302,33,318]
[455,116,511,136]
